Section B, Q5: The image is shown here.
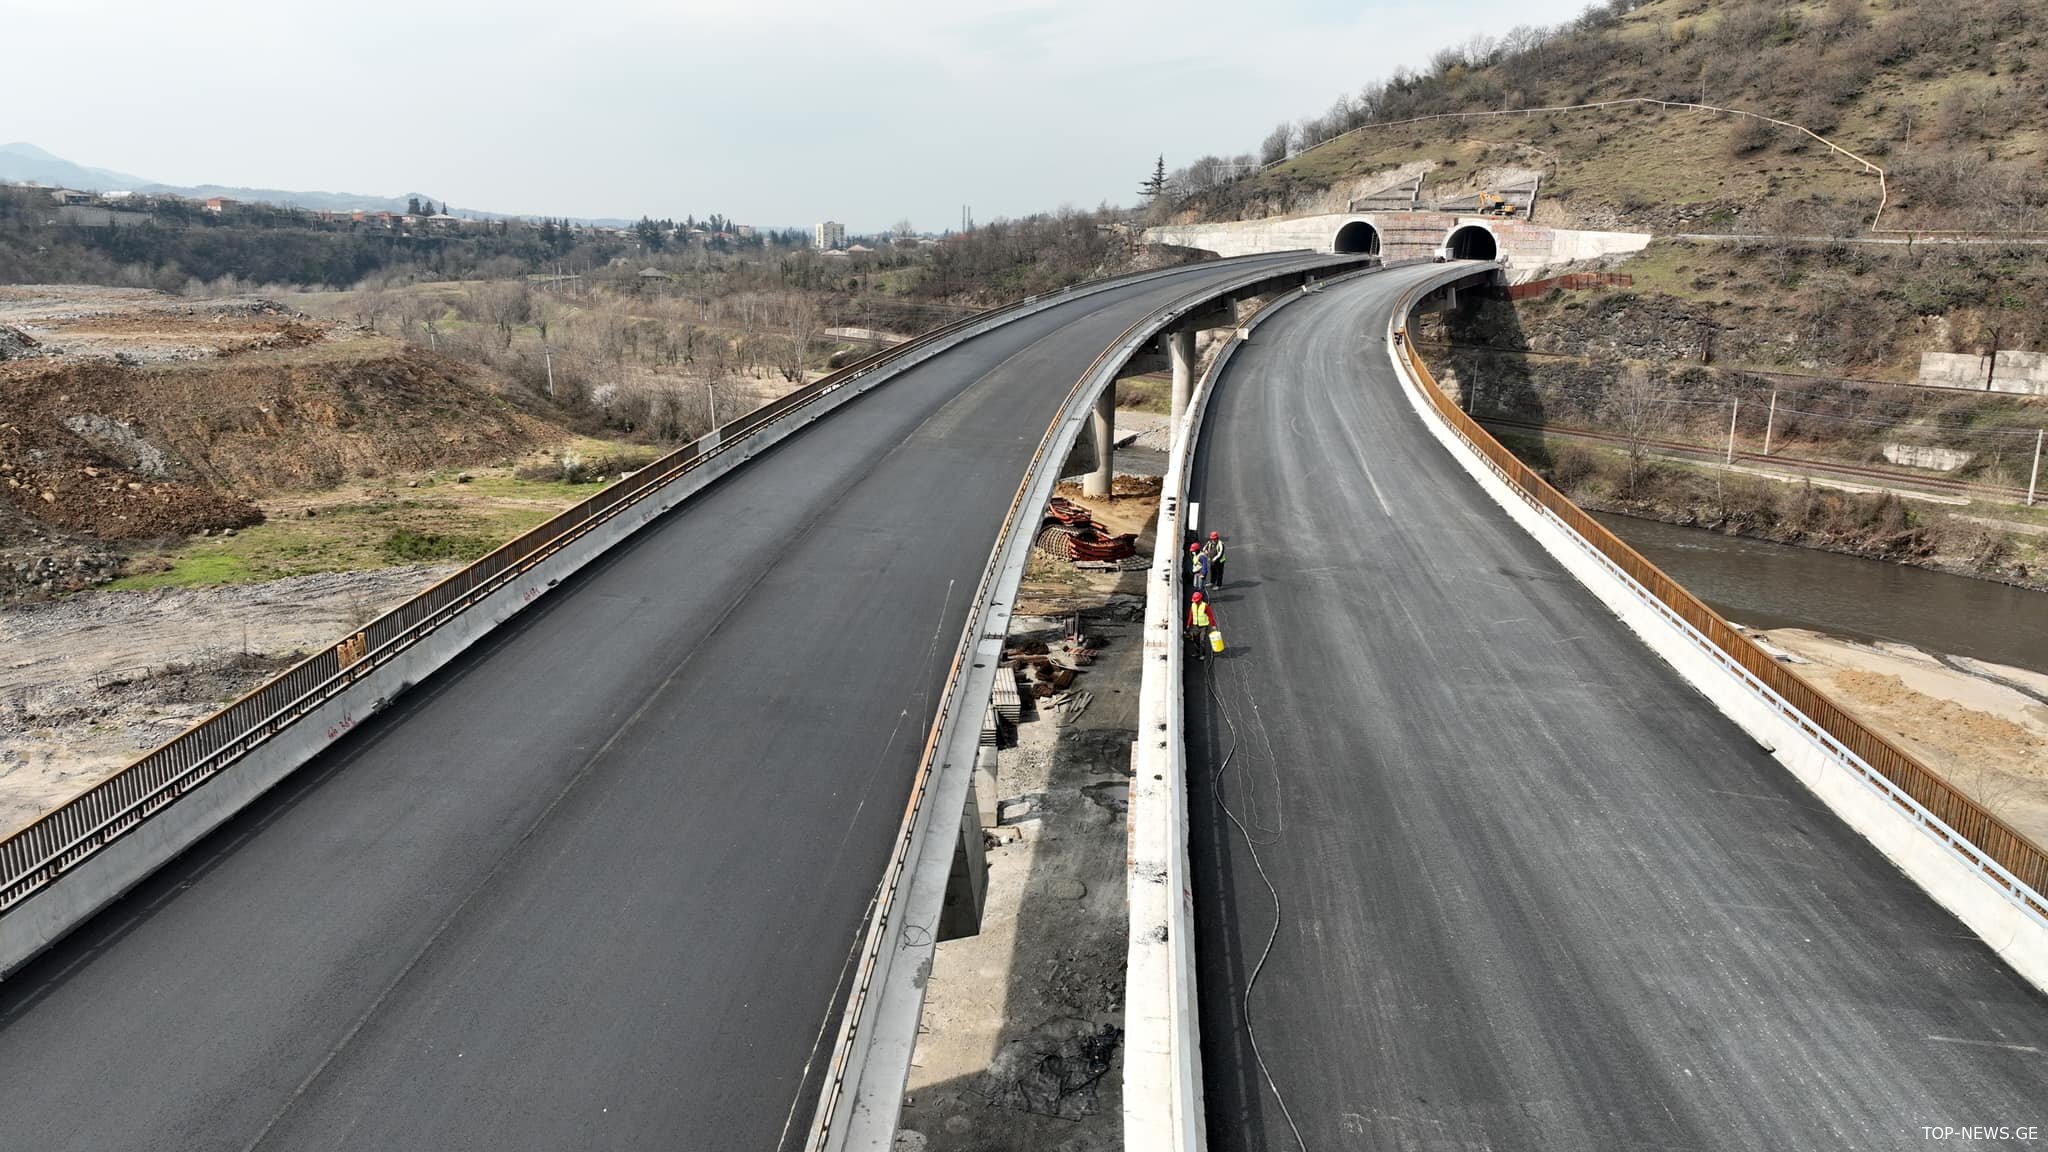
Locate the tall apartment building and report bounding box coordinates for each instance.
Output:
[814,220,846,250]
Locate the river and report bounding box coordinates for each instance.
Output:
[1593,513,2048,677]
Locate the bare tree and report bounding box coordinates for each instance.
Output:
[1259,122,1294,166]
[779,293,821,384]
[1601,363,1666,497]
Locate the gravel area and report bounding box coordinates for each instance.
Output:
[0,564,455,836]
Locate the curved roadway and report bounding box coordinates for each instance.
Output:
[1186,264,2048,1150]
[0,254,1313,1152]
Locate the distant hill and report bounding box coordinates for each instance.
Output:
[1170,0,2046,236]
[0,143,150,193]
[0,142,595,222]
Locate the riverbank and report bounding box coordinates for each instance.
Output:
[1590,495,2048,594]
[1752,628,2048,847]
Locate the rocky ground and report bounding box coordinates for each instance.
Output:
[0,563,455,836]
[0,285,318,363]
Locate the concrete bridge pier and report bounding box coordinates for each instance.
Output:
[1084,385,1117,498]
[1167,328,1197,425]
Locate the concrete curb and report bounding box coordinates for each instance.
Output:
[1382,285,2048,996]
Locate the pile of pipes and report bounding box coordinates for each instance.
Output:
[1032,497,1138,565]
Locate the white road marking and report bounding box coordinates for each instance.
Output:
[1927,1035,2041,1054]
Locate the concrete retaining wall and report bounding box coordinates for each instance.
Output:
[1917,350,2048,395]
[1881,444,1973,471]
[1993,350,2048,396]
[1145,214,1649,278]
[1920,352,1991,390]
[1387,307,2048,996]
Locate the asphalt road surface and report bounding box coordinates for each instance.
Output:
[0,254,1312,1152]
[1185,264,2048,1151]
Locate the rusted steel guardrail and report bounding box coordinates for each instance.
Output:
[0,261,1254,923]
[1392,291,2048,918]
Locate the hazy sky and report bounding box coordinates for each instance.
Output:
[4,0,1591,230]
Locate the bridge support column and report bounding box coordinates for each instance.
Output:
[1168,329,1197,425]
[1084,386,1116,499]
[939,789,987,940]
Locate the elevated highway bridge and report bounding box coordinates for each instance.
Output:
[1168,263,2048,1150]
[0,252,1347,1152]
[3,255,2043,1152]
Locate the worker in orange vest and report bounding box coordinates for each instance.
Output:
[1186,590,1216,660]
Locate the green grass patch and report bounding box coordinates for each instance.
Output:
[106,551,259,590]
[1114,373,1174,414]
[103,475,591,590]
[380,528,496,563]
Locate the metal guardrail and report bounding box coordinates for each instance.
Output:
[1392,285,2048,920]
[0,260,1264,922]
[804,252,1370,1151]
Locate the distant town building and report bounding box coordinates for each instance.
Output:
[48,189,92,205]
[55,205,148,229]
[845,243,874,254]
[734,224,756,239]
[814,220,845,250]
[204,197,239,214]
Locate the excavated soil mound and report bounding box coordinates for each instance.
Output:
[1,342,558,541]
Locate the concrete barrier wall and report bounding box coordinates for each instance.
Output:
[1124,265,1388,1152]
[808,254,1374,1152]
[1386,303,2048,996]
[0,261,1229,981]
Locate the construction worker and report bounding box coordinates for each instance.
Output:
[1188,540,1209,594]
[1204,531,1226,589]
[1186,590,1216,660]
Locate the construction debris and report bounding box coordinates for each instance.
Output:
[991,665,1022,724]
[1044,689,1094,727]
[1032,497,1138,565]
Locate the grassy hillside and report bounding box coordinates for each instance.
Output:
[1177,0,2045,235]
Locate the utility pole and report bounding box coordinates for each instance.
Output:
[1726,397,1740,466]
[705,382,717,432]
[543,344,555,398]
[2029,428,2043,507]
[1762,390,1778,456]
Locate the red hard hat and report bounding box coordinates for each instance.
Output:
[1209,531,1220,539]
[1190,542,1201,551]
[1190,591,1203,602]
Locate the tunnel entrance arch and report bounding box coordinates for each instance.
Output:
[1333,220,1381,255]
[1445,224,1498,262]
